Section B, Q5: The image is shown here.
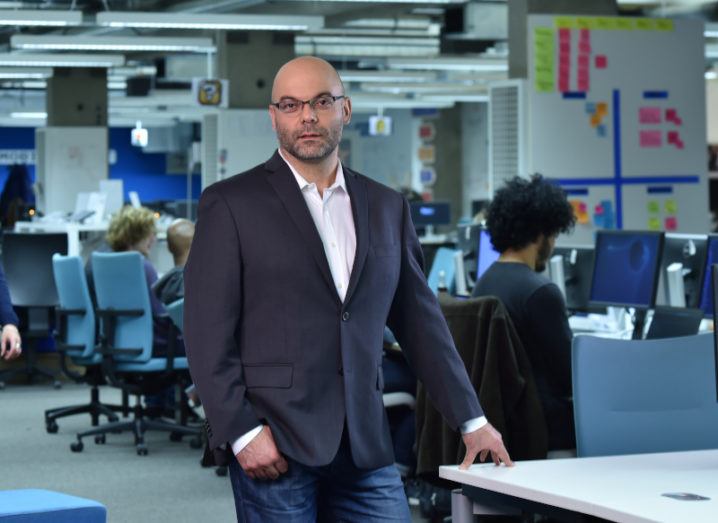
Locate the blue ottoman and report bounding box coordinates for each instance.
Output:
[0,489,106,523]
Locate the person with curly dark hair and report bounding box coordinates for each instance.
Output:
[472,174,577,450]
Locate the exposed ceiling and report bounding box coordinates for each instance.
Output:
[0,0,717,126]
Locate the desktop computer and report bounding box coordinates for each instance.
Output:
[455,224,481,288]
[550,245,595,313]
[711,263,718,401]
[410,201,451,234]
[476,228,500,281]
[656,233,708,309]
[697,235,718,317]
[589,230,664,338]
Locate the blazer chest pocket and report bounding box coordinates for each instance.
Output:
[371,243,399,258]
[243,364,293,389]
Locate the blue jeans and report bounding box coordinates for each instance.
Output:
[228,430,411,522]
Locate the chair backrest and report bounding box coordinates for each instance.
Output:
[572,332,718,457]
[166,298,183,333]
[91,252,153,362]
[427,247,460,295]
[52,254,95,360]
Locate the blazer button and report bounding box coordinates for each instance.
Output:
[338,367,344,376]
[342,311,350,321]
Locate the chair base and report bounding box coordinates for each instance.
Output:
[44,382,129,433]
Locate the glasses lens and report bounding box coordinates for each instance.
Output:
[278,99,300,113]
[313,95,335,110]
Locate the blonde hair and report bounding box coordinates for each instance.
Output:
[106,206,156,252]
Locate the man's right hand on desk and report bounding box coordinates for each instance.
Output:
[460,422,514,469]
[236,425,289,480]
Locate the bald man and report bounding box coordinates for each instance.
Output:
[184,56,512,522]
[153,218,195,305]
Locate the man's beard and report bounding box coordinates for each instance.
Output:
[277,122,343,163]
[535,236,553,273]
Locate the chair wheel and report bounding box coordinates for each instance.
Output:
[46,420,59,434]
[94,435,106,444]
[169,431,183,442]
[53,381,62,390]
[215,466,228,477]
[70,441,84,453]
[136,445,148,456]
[189,437,202,449]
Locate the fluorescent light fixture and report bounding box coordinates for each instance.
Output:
[349,93,453,110]
[344,17,434,30]
[0,53,124,67]
[385,56,508,72]
[0,67,52,79]
[338,70,437,83]
[420,93,490,103]
[111,65,157,77]
[0,9,82,27]
[706,71,718,80]
[97,11,323,31]
[707,23,718,38]
[1,80,46,89]
[706,43,718,59]
[360,82,489,94]
[12,35,216,53]
[296,35,439,57]
[11,111,47,119]
[285,0,466,3]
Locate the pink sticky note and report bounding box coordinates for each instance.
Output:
[640,130,662,147]
[667,130,679,144]
[579,42,591,54]
[559,79,570,92]
[595,55,607,69]
[560,54,571,67]
[559,28,571,41]
[578,54,590,67]
[666,108,682,126]
[580,28,590,41]
[665,216,678,231]
[639,107,662,124]
[560,42,571,54]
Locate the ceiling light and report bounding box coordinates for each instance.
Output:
[97,11,323,31]
[12,35,215,53]
[0,9,82,27]
[385,56,508,72]
[420,93,490,103]
[0,53,125,67]
[0,67,52,79]
[296,35,439,57]
[11,111,47,119]
[286,0,466,4]
[706,71,718,80]
[338,70,437,83]
[706,23,718,38]
[360,82,488,94]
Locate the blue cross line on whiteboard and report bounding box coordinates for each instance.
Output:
[553,89,700,229]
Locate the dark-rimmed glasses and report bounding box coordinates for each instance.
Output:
[271,94,345,114]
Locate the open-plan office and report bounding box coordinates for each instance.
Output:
[1,1,718,522]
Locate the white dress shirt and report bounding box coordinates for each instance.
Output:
[231,150,484,456]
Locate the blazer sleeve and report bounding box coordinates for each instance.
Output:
[0,263,18,326]
[386,197,483,430]
[183,186,261,449]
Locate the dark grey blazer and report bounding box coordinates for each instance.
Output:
[184,151,482,469]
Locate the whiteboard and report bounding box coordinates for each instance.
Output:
[527,15,708,243]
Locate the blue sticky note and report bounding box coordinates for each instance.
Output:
[597,124,606,137]
[585,102,596,114]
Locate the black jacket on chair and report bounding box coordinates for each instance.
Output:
[416,295,548,476]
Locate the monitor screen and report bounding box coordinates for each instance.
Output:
[476,228,500,279]
[698,235,718,316]
[552,245,595,313]
[456,224,481,287]
[410,202,451,227]
[1,232,68,307]
[656,233,708,309]
[589,230,664,309]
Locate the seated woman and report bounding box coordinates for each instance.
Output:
[87,206,183,358]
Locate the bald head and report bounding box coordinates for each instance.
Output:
[271,56,344,102]
[167,218,195,266]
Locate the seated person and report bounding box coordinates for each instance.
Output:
[153,218,194,305]
[86,206,183,358]
[471,175,576,450]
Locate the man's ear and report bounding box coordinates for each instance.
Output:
[343,97,352,125]
[269,105,277,131]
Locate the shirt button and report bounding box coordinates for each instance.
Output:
[332,242,337,248]
[342,311,350,321]
[337,283,343,290]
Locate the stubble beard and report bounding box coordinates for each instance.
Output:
[535,236,553,273]
[277,121,343,163]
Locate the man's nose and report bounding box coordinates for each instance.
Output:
[300,102,318,122]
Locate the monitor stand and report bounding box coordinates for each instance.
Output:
[631,309,648,340]
[418,225,448,245]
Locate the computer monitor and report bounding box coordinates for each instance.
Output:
[697,234,718,317]
[589,230,664,309]
[456,224,481,287]
[551,245,596,313]
[656,233,708,308]
[1,232,68,307]
[476,228,500,280]
[410,202,451,228]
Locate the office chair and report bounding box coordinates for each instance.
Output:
[44,255,126,433]
[69,252,199,456]
[573,332,718,457]
[0,232,67,388]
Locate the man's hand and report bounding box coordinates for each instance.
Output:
[235,425,289,480]
[0,324,22,361]
[459,422,514,469]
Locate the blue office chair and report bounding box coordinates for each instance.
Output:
[427,247,460,295]
[572,332,718,457]
[69,252,199,456]
[44,255,124,433]
[165,298,183,332]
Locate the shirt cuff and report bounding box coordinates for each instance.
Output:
[460,416,488,434]
[230,425,263,456]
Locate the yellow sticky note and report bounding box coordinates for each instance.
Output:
[577,18,593,30]
[665,199,678,214]
[648,217,661,231]
[535,77,554,93]
[647,200,660,214]
[596,17,615,30]
[656,19,674,32]
[636,18,654,31]
[596,102,608,116]
[616,18,634,31]
[555,17,576,29]
[534,27,554,38]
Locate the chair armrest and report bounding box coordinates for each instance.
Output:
[97,347,143,357]
[96,308,144,319]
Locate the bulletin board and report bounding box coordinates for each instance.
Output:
[528,15,708,243]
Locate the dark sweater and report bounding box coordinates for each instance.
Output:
[472,261,575,449]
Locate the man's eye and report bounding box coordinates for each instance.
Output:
[281,101,297,110]
[315,98,331,107]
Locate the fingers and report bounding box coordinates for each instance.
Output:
[479,449,489,463]
[459,447,478,470]
[276,456,289,474]
[496,445,514,467]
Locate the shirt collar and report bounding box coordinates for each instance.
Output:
[278,148,347,194]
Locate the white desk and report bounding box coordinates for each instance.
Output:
[440,449,718,523]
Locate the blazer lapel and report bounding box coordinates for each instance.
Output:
[264,152,338,301]
[344,167,369,305]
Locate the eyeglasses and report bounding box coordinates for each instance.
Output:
[271,94,345,114]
